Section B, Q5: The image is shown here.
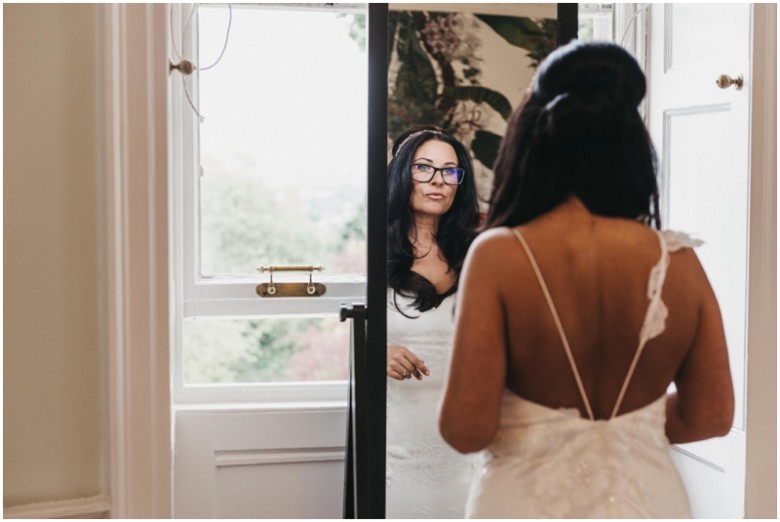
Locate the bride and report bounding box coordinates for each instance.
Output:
[384,126,480,518]
[440,41,735,518]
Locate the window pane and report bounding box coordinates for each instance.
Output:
[182,316,350,384]
[197,6,367,277]
[579,4,614,41]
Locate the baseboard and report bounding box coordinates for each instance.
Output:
[3,495,110,519]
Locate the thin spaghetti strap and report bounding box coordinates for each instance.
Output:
[511,228,595,421]
[610,229,668,419]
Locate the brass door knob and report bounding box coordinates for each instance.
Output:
[716,74,743,91]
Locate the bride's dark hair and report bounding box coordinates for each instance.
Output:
[485,40,661,231]
[387,126,480,315]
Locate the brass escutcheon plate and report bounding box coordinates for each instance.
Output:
[256,282,327,297]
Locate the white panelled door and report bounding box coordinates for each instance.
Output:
[646,4,751,518]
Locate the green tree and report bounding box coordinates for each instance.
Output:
[231,319,304,382]
[200,159,324,276]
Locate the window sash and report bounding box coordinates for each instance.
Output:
[174,1,367,317]
[170,3,366,404]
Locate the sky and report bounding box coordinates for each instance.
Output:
[197,5,368,193]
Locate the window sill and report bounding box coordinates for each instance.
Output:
[174,380,351,406]
[173,400,348,414]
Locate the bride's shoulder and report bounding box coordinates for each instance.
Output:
[464,228,523,274]
[470,227,518,249]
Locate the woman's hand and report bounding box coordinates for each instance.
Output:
[387,344,430,381]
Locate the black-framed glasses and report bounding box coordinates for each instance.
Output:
[410,164,465,185]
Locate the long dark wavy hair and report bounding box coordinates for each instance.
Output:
[485,40,661,230]
[388,126,480,315]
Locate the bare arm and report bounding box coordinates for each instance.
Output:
[665,252,734,443]
[439,232,508,453]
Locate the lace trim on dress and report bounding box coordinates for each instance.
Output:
[611,229,702,417]
[662,229,704,253]
[639,230,704,344]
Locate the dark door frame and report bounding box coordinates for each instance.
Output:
[343,3,388,519]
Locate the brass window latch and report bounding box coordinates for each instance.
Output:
[256,265,326,297]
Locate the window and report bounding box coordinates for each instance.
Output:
[578,4,614,41]
[170,4,368,404]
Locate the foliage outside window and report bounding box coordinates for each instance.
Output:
[183,317,349,384]
[181,5,366,386]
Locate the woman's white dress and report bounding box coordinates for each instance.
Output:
[386,290,474,519]
[465,229,698,518]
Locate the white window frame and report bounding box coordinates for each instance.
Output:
[169,3,366,405]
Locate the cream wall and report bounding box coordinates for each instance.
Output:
[3,3,105,508]
[1,3,774,518]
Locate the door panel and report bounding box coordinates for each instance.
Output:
[666,4,748,71]
[175,408,347,518]
[662,106,748,429]
[647,3,750,517]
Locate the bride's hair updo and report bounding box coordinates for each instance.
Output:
[485,40,661,230]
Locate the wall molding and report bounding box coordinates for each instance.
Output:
[215,447,345,467]
[663,4,673,73]
[670,446,725,473]
[103,4,172,518]
[4,496,110,519]
[174,408,348,517]
[659,103,732,223]
[744,3,777,518]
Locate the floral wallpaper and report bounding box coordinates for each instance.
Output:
[388,8,557,208]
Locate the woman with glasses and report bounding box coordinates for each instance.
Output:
[439,41,734,518]
[385,126,480,518]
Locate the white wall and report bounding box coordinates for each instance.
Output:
[3,3,106,511]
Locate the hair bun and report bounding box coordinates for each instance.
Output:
[535,41,646,110]
[539,88,630,143]
[485,40,660,232]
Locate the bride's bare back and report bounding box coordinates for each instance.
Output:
[441,198,733,449]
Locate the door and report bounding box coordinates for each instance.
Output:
[646,4,750,517]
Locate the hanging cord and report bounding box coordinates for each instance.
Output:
[182,77,205,121]
[620,3,651,47]
[169,3,233,120]
[198,3,232,71]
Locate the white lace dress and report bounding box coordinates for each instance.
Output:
[386,290,474,519]
[465,229,700,518]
